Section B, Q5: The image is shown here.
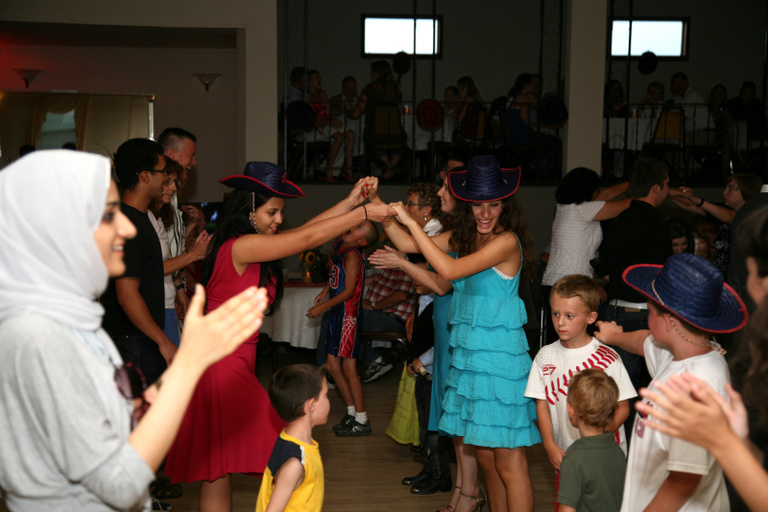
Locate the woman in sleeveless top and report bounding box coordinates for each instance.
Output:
[165,162,394,512]
[373,155,541,512]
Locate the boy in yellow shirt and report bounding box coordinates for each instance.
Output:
[256,364,330,512]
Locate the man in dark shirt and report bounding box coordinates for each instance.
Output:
[101,138,176,385]
[597,158,671,442]
[601,157,672,324]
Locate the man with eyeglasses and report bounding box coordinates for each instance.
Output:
[101,138,177,387]
[158,127,199,319]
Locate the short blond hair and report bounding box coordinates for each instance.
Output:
[551,274,601,313]
[567,368,619,429]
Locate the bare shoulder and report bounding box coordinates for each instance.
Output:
[343,248,362,264]
[495,231,521,250]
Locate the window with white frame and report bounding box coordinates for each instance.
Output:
[362,16,441,57]
[611,19,688,58]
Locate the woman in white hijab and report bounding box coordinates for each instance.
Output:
[0,150,268,511]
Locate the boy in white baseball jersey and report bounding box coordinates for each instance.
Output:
[525,274,636,478]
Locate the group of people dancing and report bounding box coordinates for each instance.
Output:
[5,145,768,512]
[0,149,543,512]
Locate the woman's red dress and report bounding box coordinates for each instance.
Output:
[166,238,284,482]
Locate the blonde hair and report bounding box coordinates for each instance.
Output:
[551,274,601,313]
[567,369,619,429]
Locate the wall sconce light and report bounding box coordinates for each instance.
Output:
[13,68,43,89]
[193,73,221,92]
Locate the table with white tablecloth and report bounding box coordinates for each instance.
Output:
[260,283,324,349]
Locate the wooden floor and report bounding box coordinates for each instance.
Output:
[165,347,556,512]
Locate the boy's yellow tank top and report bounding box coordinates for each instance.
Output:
[255,430,324,512]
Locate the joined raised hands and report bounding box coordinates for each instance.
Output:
[671,186,703,211]
[363,177,381,203]
[390,201,415,227]
[363,201,397,223]
[348,177,379,206]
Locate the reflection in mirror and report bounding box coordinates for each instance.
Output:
[39,110,76,149]
[0,92,153,166]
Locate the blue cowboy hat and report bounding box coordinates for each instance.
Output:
[219,162,304,198]
[623,252,747,333]
[448,155,521,203]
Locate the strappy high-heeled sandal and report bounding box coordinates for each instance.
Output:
[437,485,461,512]
[458,488,487,512]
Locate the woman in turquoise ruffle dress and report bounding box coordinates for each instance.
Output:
[377,155,541,512]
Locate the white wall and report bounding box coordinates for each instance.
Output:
[0,46,238,202]
[0,0,277,204]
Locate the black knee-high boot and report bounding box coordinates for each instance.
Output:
[401,442,431,487]
[410,434,452,494]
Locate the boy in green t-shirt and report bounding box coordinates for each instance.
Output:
[557,368,627,512]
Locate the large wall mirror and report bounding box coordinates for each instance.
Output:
[0,91,153,166]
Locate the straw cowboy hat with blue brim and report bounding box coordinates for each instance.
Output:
[219,162,305,198]
[623,252,748,334]
[448,155,521,203]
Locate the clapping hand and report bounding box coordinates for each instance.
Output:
[368,246,407,269]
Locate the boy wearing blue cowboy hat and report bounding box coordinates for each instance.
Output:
[595,252,747,512]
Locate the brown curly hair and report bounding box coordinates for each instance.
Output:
[407,182,441,219]
[448,196,535,282]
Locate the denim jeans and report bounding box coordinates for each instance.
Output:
[164,309,180,347]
